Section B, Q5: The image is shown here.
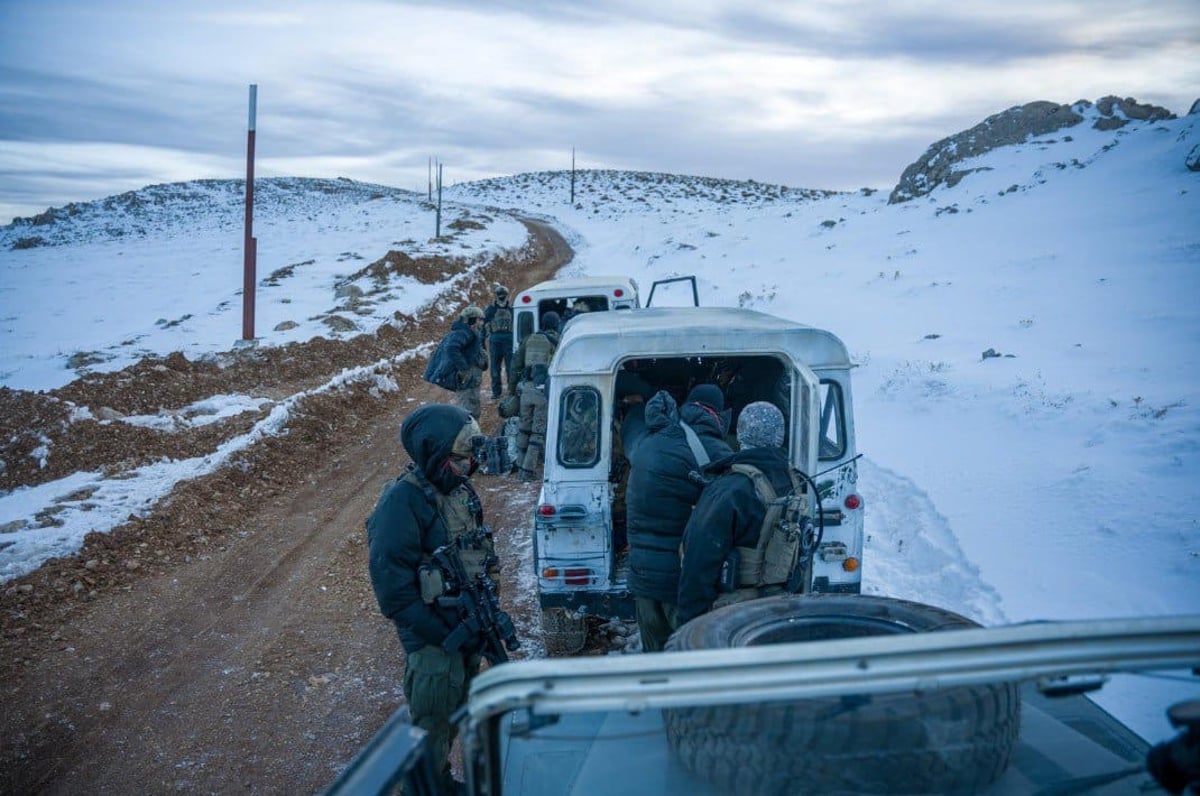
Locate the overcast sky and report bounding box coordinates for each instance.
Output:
[1,0,1197,222]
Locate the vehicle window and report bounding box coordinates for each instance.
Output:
[558,387,601,468]
[516,310,533,345]
[819,380,846,461]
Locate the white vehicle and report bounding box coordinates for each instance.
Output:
[534,306,863,653]
[512,275,640,346]
[326,597,1200,795]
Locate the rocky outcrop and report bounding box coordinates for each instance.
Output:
[889,97,1176,203]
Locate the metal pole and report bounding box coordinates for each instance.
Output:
[435,162,443,238]
[428,156,432,202]
[570,147,576,204]
[242,84,257,341]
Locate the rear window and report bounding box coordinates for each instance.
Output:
[557,387,601,467]
[819,380,846,461]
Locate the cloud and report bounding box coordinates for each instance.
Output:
[1,0,1198,220]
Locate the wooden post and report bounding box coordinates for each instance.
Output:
[242,84,257,341]
[570,147,576,204]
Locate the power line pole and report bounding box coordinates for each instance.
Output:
[435,161,443,238]
[570,147,576,204]
[242,84,257,342]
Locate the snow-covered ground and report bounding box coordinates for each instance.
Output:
[2,106,1198,742]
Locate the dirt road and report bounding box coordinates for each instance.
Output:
[0,219,573,795]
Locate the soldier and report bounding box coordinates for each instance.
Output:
[483,285,515,399]
[509,311,561,481]
[365,404,499,793]
[422,306,487,419]
[676,401,797,626]
[620,384,732,651]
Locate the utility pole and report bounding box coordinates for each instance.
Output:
[242,84,257,342]
[435,162,443,238]
[428,156,432,202]
[570,147,576,205]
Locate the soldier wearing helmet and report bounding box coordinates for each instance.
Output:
[421,305,488,419]
[509,311,561,480]
[365,404,500,792]
[483,285,515,399]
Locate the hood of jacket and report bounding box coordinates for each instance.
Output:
[644,389,680,433]
[399,404,474,492]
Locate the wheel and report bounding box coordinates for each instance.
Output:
[664,594,1020,795]
[540,608,587,656]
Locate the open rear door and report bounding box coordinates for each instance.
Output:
[645,276,699,307]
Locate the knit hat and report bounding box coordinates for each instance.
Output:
[541,311,561,331]
[736,401,785,449]
[685,383,724,412]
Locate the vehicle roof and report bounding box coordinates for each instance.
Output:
[515,275,639,296]
[551,306,853,373]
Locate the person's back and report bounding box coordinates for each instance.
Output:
[511,312,562,480]
[621,385,731,650]
[677,401,795,626]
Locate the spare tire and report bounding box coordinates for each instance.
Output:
[664,594,1020,795]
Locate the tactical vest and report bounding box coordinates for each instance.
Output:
[522,332,556,385]
[490,305,513,334]
[712,464,810,610]
[401,469,495,579]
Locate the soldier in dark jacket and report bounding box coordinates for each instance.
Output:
[422,306,487,419]
[365,404,496,792]
[676,401,792,626]
[620,384,732,651]
[483,285,514,399]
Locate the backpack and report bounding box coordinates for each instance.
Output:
[523,331,557,387]
[721,464,814,595]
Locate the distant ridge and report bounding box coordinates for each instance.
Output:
[1,177,419,249]
[889,96,1177,203]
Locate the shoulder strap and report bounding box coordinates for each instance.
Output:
[680,422,710,468]
[728,462,778,503]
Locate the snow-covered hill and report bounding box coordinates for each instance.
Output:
[2,98,1198,742]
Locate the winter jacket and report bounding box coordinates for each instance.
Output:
[621,391,733,603]
[366,405,478,653]
[423,319,483,391]
[676,445,794,625]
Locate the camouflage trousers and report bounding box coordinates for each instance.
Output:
[516,380,548,473]
[455,369,483,419]
[402,644,481,790]
[635,596,680,653]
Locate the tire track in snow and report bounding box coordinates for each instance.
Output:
[859,456,1008,627]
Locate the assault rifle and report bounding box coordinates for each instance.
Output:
[431,533,521,665]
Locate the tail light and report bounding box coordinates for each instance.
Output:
[542,567,594,586]
[844,494,862,510]
[520,295,532,304]
[538,504,556,517]
[613,288,624,298]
